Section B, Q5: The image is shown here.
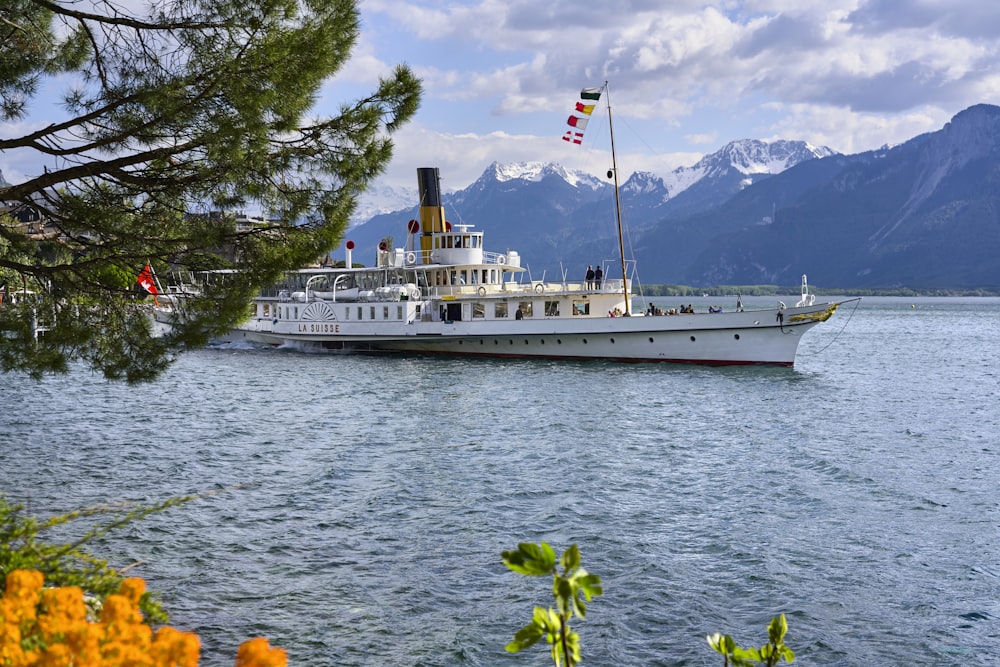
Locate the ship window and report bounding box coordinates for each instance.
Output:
[473,303,485,319]
[459,270,467,284]
[294,307,299,319]
[573,301,590,316]
[470,271,478,285]
[357,306,363,320]
[344,308,350,320]
[544,301,560,317]
[495,302,508,318]
[383,306,389,319]
[519,301,533,317]
[263,303,270,317]
[370,306,376,319]
[397,306,403,319]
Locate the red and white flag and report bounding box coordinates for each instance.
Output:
[137,263,158,295]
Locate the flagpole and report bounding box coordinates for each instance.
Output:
[604,82,630,315]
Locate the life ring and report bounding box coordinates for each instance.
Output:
[496,255,506,265]
[534,283,544,294]
[405,251,416,264]
[477,286,486,296]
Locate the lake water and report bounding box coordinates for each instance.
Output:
[1,297,998,666]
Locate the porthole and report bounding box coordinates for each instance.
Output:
[509,339,514,345]
[649,337,654,343]
[494,339,499,345]
[734,334,740,340]
[480,339,484,345]
[557,339,562,344]
[690,336,696,342]
[524,339,529,345]
[540,339,545,345]
[582,338,588,344]
[610,338,615,344]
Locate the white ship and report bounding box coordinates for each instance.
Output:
[224,166,848,366]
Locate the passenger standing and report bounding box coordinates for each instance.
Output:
[594,265,603,289]
[585,265,595,290]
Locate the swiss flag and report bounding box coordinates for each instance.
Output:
[137,263,158,295]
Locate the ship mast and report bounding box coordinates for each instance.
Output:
[604,82,630,315]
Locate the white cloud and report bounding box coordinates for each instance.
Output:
[758,102,947,154]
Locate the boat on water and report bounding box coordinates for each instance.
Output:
[219,162,848,366]
[210,83,855,365]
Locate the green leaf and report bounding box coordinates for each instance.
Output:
[577,572,603,600]
[560,543,580,571]
[554,575,574,616]
[768,614,788,644]
[734,646,762,662]
[502,542,557,576]
[507,622,545,652]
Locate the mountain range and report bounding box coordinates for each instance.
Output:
[345,104,1000,290]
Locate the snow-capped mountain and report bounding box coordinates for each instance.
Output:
[344,139,834,275]
[350,181,418,227]
[656,139,838,218]
[467,161,605,192]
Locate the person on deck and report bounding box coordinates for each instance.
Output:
[594,265,603,289]
[585,265,595,290]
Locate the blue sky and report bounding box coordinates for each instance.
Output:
[4,0,1000,200]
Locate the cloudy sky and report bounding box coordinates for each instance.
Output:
[335,0,1000,194]
[4,0,1000,200]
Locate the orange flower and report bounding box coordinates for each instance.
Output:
[150,626,200,667]
[118,578,147,606]
[1,570,285,667]
[4,570,43,621]
[234,637,288,667]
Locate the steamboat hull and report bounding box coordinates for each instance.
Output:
[227,302,839,366]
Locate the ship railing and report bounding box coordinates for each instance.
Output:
[483,251,510,265]
[419,277,629,299]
